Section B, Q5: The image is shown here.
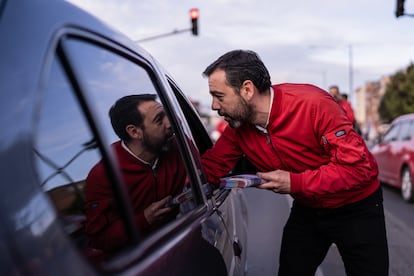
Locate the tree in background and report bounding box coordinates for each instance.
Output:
[379,63,414,123]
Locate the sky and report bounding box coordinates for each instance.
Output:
[67,0,414,110]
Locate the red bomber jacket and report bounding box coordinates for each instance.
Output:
[201,83,379,209]
[339,99,355,123]
[85,140,186,255]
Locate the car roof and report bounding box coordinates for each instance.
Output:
[0,0,165,261]
[0,0,154,113]
[392,113,414,124]
[0,0,159,144]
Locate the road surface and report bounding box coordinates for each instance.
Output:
[243,186,414,276]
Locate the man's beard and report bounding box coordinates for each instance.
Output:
[142,131,172,155]
[223,97,254,129]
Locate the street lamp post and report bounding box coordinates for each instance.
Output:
[348,44,353,104]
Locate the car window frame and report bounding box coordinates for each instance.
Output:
[38,27,213,270]
[56,36,142,247]
[382,122,401,144]
[408,120,414,140]
[167,77,213,156]
[398,120,412,141]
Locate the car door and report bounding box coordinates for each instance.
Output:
[32,24,249,275]
[375,122,401,185]
[32,28,233,275]
[392,120,412,186]
[0,0,248,273]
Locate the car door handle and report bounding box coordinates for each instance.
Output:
[215,208,243,258]
[232,237,242,258]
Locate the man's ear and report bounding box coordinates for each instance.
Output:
[126,125,143,140]
[240,80,255,101]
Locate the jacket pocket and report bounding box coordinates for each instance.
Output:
[321,130,366,165]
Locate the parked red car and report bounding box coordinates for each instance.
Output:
[371,114,414,202]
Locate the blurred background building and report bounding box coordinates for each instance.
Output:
[355,76,390,141]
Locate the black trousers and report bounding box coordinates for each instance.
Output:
[278,187,389,276]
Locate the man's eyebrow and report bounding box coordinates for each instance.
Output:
[210,90,225,96]
[152,110,165,123]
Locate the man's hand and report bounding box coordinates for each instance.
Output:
[256,170,291,194]
[144,196,174,225]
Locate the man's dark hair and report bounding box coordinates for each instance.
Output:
[329,85,339,91]
[202,49,271,94]
[109,94,157,142]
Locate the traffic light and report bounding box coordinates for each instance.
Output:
[396,0,405,17]
[190,8,199,36]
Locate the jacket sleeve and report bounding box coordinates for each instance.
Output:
[289,96,378,205]
[201,126,244,185]
[85,165,151,253]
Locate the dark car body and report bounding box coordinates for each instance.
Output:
[371,113,414,202]
[0,0,249,275]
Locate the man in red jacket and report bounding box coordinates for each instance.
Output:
[201,50,388,276]
[328,85,355,123]
[329,85,363,136]
[85,94,186,258]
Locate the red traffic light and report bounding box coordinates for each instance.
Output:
[189,8,199,36]
[190,8,199,20]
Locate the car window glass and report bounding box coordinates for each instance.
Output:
[382,123,401,143]
[35,57,101,254]
[62,37,199,226]
[35,38,200,267]
[167,79,215,195]
[167,80,212,153]
[398,121,411,141]
[408,120,414,140]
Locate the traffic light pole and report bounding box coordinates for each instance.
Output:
[135,28,193,43]
[396,0,414,17]
[135,8,198,43]
[398,13,414,17]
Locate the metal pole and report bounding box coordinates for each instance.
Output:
[135,28,191,43]
[348,44,354,106]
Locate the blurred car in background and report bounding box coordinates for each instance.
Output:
[0,0,249,275]
[371,114,414,202]
[210,118,228,142]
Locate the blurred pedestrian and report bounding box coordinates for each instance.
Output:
[329,85,361,134]
[328,85,354,122]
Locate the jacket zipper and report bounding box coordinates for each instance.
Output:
[265,132,271,144]
[265,127,291,171]
[152,165,158,200]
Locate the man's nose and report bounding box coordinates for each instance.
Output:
[211,98,220,110]
[164,117,171,129]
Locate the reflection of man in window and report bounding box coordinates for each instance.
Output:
[85,94,186,257]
